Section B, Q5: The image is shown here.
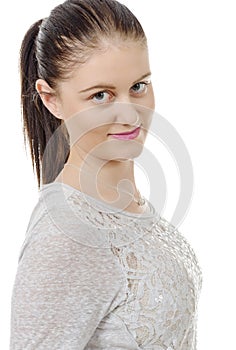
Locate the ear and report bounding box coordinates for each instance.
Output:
[35,79,62,119]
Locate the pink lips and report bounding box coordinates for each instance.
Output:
[109,127,141,140]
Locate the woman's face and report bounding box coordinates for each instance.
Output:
[56,41,155,162]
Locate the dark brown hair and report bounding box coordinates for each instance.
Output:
[20,0,147,188]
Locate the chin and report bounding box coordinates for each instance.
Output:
[109,144,144,161]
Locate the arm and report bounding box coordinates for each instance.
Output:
[10,229,126,349]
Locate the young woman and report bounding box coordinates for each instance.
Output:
[10,0,202,349]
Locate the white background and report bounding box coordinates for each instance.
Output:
[1,0,236,348]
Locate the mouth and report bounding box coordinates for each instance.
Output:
[108,126,141,140]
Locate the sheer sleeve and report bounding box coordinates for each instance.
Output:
[10,227,127,349]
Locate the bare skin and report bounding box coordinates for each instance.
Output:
[36,41,155,213]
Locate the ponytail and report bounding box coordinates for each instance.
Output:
[20,19,70,189]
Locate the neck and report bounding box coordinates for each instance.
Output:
[55,146,145,213]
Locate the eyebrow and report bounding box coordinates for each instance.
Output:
[78,72,152,94]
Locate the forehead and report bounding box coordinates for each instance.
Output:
[64,43,150,88]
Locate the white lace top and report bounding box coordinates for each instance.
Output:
[10,182,202,350]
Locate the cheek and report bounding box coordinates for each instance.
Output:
[75,125,112,157]
[146,86,155,110]
[136,87,155,115]
[139,90,155,119]
[86,125,111,141]
[65,105,115,146]
[59,89,85,119]
[60,102,81,120]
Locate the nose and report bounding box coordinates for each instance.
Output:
[112,101,140,128]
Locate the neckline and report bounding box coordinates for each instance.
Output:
[40,181,157,218]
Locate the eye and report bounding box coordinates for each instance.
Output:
[91,91,114,104]
[130,82,150,96]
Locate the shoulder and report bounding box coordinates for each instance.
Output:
[20,215,125,284]
[18,183,128,300]
[11,208,128,349]
[14,218,128,314]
